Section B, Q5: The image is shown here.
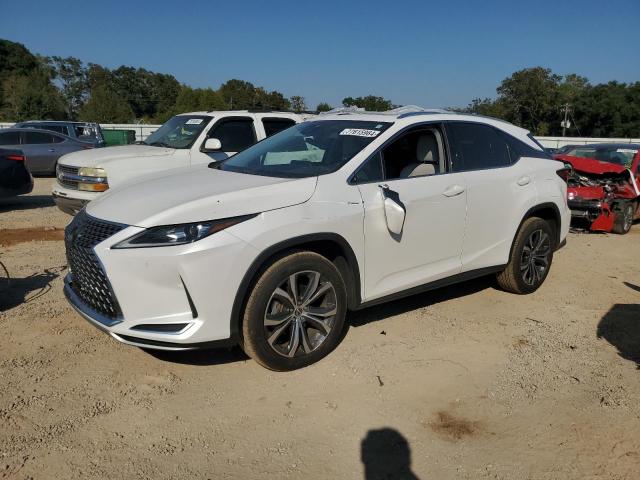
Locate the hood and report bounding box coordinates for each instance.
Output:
[87,167,317,227]
[555,154,626,175]
[59,145,176,168]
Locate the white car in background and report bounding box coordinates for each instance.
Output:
[52,111,304,214]
[63,107,570,371]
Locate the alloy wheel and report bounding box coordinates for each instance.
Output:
[520,229,551,286]
[263,270,338,358]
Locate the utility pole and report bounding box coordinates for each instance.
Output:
[560,103,571,137]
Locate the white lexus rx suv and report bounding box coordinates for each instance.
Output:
[63,109,570,370]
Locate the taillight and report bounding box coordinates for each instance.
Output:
[7,155,25,161]
[556,167,571,182]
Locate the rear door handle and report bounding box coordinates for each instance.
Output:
[48,148,55,152]
[443,184,465,197]
[517,175,531,186]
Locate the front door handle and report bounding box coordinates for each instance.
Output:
[517,175,531,186]
[48,148,55,152]
[443,184,465,197]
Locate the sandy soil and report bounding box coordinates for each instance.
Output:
[1,178,639,480]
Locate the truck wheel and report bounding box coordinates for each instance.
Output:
[497,217,554,294]
[241,251,347,371]
[612,201,634,235]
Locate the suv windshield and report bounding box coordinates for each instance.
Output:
[217,120,391,178]
[145,115,212,149]
[566,146,638,168]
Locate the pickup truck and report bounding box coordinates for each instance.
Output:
[52,111,304,215]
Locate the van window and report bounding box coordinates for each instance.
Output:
[208,118,257,152]
[262,118,296,137]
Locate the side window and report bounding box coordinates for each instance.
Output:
[352,151,384,183]
[0,131,20,145]
[25,131,57,144]
[262,118,296,137]
[447,123,511,172]
[36,125,68,135]
[352,127,446,183]
[208,119,257,152]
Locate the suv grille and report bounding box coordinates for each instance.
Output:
[65,211,126,319]
[57,164,80,190]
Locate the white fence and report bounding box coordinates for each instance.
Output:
[1,122,638,145]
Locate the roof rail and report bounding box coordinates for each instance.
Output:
[319,106,366,115]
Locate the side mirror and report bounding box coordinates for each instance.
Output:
[203,138,222,152]
[379,184,406,235]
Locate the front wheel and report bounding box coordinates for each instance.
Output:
[241,251,347,371]
[612,201,635,235]
[497,217,554,294]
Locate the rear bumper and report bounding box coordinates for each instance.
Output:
[0,181,33,198]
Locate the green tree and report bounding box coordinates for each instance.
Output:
[166,86,226,118]
[1,70,65,121]
[219,79,257,109]
[290,95,306,113]
[496,67,562,135]
[78,84,134,123]
[316,102,332,112]
[47,56,88,119]
[342,95,393,111]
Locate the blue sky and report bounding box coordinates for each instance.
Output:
[1,0,638,109]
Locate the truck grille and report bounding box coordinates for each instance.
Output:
[65,211,126,319]
[57,164,79,190]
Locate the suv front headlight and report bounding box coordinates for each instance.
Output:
[112,214,257,249]
[77,167,108,192]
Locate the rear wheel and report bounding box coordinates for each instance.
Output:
[612,201,634,235]
[497,217,554,294]
[241,251,347,371]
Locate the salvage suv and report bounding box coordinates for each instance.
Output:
[52,111,303,214]
[63,108,570,370]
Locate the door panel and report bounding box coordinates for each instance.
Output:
[460,162,537,270]
[357,173,467,301]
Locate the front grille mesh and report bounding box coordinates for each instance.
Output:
[58,165,79,190]
[65,211,126,319]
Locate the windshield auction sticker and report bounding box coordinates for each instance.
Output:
[186,118,204,125]
[339,128,381,138]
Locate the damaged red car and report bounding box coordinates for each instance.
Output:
[554,144,640,234]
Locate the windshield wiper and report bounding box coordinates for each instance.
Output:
[148,141,170,148]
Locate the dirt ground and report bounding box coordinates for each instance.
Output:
[1,178,639,480]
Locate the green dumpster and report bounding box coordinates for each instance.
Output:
[102,129,136,146]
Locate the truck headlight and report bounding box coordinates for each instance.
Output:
[112,214,257,249]
[77,167,108,192]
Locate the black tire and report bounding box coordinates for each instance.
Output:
[497,217,554,294]
[612,201,635,235]
[241,251,347,371]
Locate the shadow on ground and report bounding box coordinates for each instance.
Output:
[349,275,494,327]
[597,303,640,369]
[144,346,249,366]
[0,268,63,312]
[361,428,420,480]
[0,195,55,213]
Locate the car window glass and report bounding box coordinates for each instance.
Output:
[382,128,444,180]
[0,131,20,145]
[25,131,56,144]
[448,123,511,172]
[353,151,384,183]
[36,125,68,135]
[262,118,296,137]
[209,119,257,152]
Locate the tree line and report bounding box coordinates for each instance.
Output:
[1,39,638,137]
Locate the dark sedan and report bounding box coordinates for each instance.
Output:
[0,128,93,175]
[0,148,33,198]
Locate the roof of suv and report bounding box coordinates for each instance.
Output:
[177,110,300,116]
[314,106,532,140]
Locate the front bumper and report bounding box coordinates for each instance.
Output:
[63,217,258,351]
[53,191,89,215]
[568,198,603,220]
[64,274,235,350]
